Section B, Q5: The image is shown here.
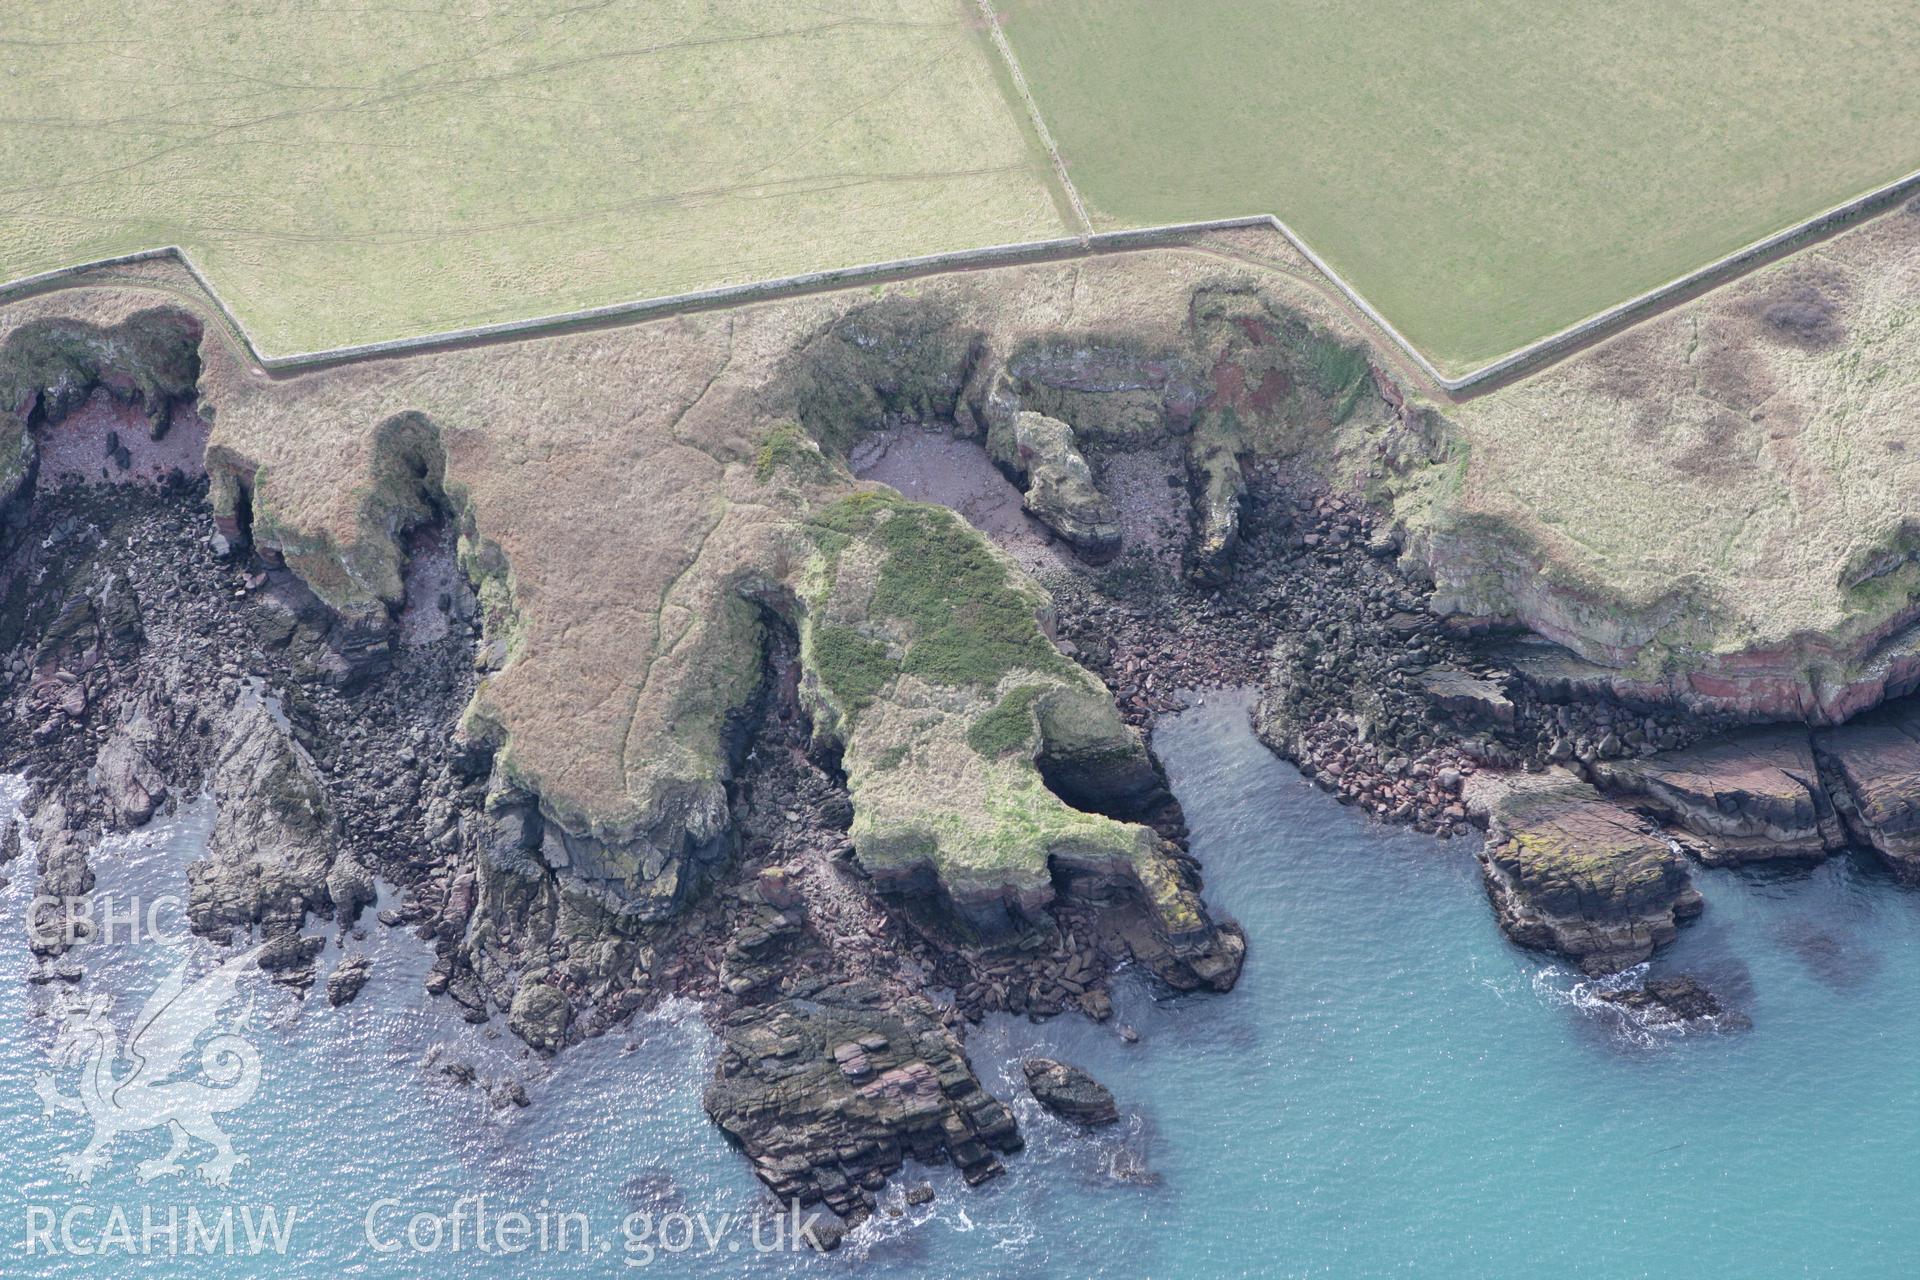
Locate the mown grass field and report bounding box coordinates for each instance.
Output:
[997,0,1920,372]
[0,0,1068,353]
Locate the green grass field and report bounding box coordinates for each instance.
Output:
[998,0,1920,372]
[0,0,1069,353]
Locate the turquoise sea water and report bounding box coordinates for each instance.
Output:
[3,689,1917,1276]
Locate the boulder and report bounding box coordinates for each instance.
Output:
[1592,726,1838,864]
[1021,1058,1118,1127]
[508,978,570,1053]
[326,951,373,1007]
[326,854,377,927]
[1476,772,1701,975]
[1416,668,1515,730]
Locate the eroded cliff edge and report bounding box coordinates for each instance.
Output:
[4,200,1920,1228]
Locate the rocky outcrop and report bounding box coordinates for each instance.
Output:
[787,296,981,453]
[20,580,144,731]
[1474,772,1702,975]
[92,706,168,827]
[1185,409,1245,584]
[1592,726,1839,865]
[999,334,1199,447]
[985,410,1120,560]
[705,979,1022,1223]
[26,798,92,961]
[799,494,1241,978]
[1031,687,1171,818]
[1813,702,1920,881]
[256,931,326,991]
[1021,1058,1118,1127]
[326,951,373,1006]
[0,308,203,527]
[187,693,341,942]
[1056,846,1247,994]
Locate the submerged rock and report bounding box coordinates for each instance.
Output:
[1021,1058,1119,1127]
[1475,772,1701,975]
[1598,975,1750,1032]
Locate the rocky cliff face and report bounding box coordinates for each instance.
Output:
[0,309,202,512]
[1387,207,1920,728]
[1814,702,1920,880]
[1591,727,1840,865]
[39,236,1920,1224]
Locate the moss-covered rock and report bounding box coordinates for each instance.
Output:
[0,308,201,432]
[788,490,1222,948]
[11,267,1265,983]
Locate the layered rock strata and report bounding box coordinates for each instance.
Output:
[1473,772,1703,975]
[1813,702,1920,880]
[1591,727,1840,865]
